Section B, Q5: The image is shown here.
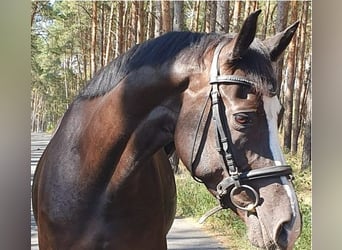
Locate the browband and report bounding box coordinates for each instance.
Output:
[209,40,257,87]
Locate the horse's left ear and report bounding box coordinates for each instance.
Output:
[264,21,300,61]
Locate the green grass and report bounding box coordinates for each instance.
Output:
[175,153,311,249]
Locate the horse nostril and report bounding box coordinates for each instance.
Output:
[275,223,289,249]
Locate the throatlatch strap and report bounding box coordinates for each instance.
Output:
[189,94,211,183]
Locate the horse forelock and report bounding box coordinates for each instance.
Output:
[77,32,225,100]
[225,38,278,97]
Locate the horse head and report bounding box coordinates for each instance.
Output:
[175,10,301,249]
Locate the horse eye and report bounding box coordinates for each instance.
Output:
[234,113,251,125]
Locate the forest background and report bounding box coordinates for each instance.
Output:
[31,0,311,170]
[31,1,312,249]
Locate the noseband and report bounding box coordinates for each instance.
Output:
[191,41,293,222]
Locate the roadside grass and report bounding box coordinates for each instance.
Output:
[175,153,311,249]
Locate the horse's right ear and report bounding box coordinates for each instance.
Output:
[228,9,262,61]
[264,21,300,61]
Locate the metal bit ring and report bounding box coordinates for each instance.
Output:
[229,185,259,212]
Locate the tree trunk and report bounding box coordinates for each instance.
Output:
[80,30,87,81]
[216,0,229,33]
[100,3,105,68]
[129,1,138,47]
[292,2,309,154]
[244,0,251,19]
[116,1,124,56]
[31,90,38,132]
[154,1,162,36]
[90,1,97,77]
[105,2,114,65]
[173,1,184,31]
[161,0,171,33]
[122,2,129,52]
[147,0,155,39]
[190,0,201,32]
[301,76,311,170]
[137,1,145,43]
[205,1,217,33]
[261,0,271,40]
[63,52,69,109]
[232,1,242,33]
[283,1,298,152]
[275,1,290,97]
[196,0,201,32]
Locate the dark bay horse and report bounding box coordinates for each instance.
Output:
[32,10,301,249]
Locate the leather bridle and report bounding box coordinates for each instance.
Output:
[190,41,294,221]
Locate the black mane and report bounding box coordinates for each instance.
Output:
[78,31,223,99]
[78,31,277,99]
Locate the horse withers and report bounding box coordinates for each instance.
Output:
[32,10,301,249]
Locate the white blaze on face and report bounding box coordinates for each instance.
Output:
[262,96,284,166]
[263,95,301,244]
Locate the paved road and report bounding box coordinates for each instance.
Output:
[31,133,227,249]
[31,133,50,250]
[167,218,227,250]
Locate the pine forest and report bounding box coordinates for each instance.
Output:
[31,1,312,170]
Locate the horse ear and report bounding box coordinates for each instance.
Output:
[229,9,261,60]
[264,21,300,61]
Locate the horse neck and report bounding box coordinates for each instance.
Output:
[77,65,189,183]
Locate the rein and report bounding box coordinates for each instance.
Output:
[189,41,293,223]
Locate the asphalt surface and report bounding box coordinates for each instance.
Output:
[30,133,227,249]
[167,217,227,249]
